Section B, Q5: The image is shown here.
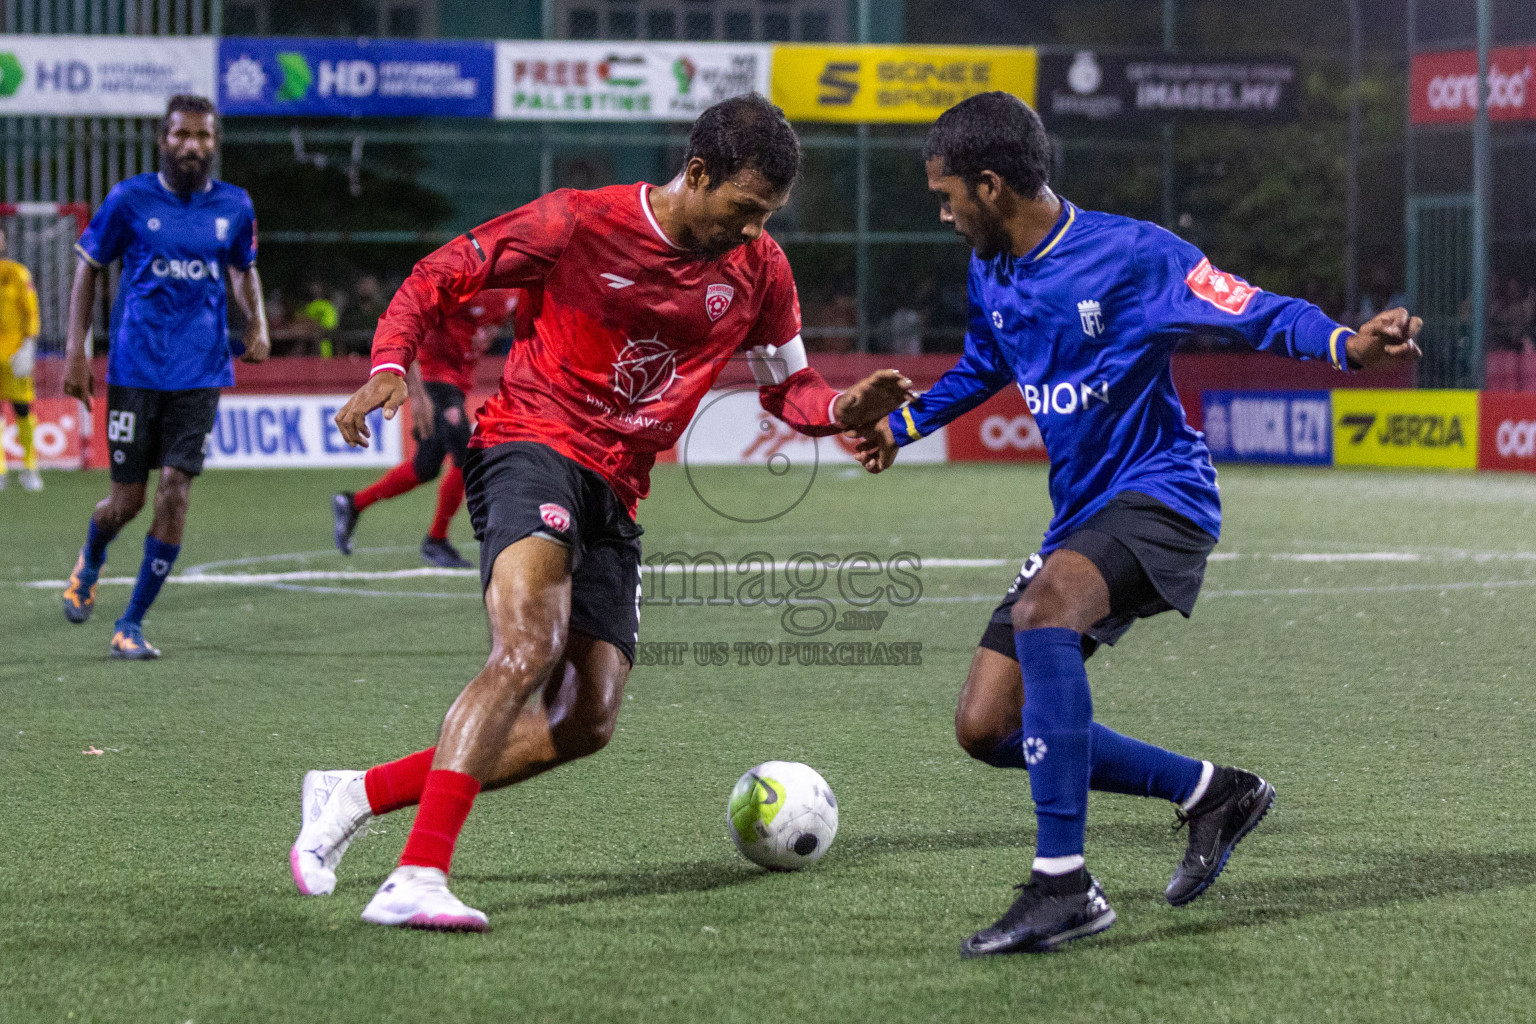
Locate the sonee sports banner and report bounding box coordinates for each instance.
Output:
[772,45,1037,123]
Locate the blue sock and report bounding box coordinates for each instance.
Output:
[1015,627,1093,860]
[984,722,1204,804]
[81,518,114,580]
[117,535,180,628]
[1087,724,1205,803]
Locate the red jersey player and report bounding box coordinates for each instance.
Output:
[290,95,914,930]
[331,288,530,568]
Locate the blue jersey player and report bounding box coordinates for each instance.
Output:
[851,93,1422,956]
[61,95,270,659]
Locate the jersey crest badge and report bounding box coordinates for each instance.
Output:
[612,337,679,406]
[1185,257,1259,315]
[705,283,734,321]
[215,217,230,241]
[1077,299,1104,337]
[539,503,571,533]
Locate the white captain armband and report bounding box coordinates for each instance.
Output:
[747,334,809,386]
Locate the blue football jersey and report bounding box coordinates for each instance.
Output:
[890,201,1355,551]
[75,172,257,391]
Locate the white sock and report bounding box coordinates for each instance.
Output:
[1032,854,1086,875]
[336,773,375,825]
[1180,761,1216,812]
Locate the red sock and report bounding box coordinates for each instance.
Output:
[428,462,464,542]
[355,461,421,511]
[364,746,437,814]
[399,769,481,873]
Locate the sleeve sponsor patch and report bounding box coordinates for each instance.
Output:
[1185,257,1259,315]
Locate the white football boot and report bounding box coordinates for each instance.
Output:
[19,468,42,491]
[290,769,372,896]
[361,865,489,932]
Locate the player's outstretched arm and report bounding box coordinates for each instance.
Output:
[334,372,408,448]
[228,264,271,364]
[1346,308,1423,369]
[833,369,917,428]
[62,258,100,410]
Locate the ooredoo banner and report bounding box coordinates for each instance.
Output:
[201,395,401,469]
[772,45,1036,123]
[494,42,769,121]
[3,396,85,469]
[943,386,1048,463]
[1478,391,1536,473]
[1332,388,1479,470]
[678,387,947,466]
[1409,45,1536,125]
[0,36,216,117]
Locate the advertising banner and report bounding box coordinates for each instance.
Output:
[202,395,401,469]
[1478,391,1536,473]
[494,42,769,121]
[1332,389,1478,470]
[1201,390,1332,464]
[943,386,1048,463]
[772,45,1036,123]
[1410,45,1535,125]
[677,387,947,466]
[0,36,216,117]
[1038,51,1296,123]
[3,396,84,469]
[218,37,494,118]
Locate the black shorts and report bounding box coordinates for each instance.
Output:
[980,491,1217,661]
[462,440,644,664]
[105,384,221,485]
[412,381,472,481]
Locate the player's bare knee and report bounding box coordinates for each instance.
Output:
[1011,582,1072,631]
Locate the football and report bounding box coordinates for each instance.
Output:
[726,761,839,870]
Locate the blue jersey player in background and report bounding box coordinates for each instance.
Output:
[851,93,1422,956]
[61,94,270,659]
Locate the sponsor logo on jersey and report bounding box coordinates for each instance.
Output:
[705,282,734,321]
[539,502,571,533]
[150,257,220,281]
[1185,257,1258,315]
[1077,298,1104,337]
[1019,379,1111,416]
[612,337,679,406]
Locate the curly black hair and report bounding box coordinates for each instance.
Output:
[683,93,800,193]
[923,91,1050,199]
[159,94,218,139]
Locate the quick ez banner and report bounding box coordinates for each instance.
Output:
[0,36,216,116]
[1201,390,1332,464]
[218,37,494,118]
[202,395,401,469]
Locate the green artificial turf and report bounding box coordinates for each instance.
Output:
[2,462,1534,1023]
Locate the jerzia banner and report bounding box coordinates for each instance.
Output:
[1038,51,1297,124]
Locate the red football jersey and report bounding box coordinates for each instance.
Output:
[372,183,841,513]
[418,288,526,392]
